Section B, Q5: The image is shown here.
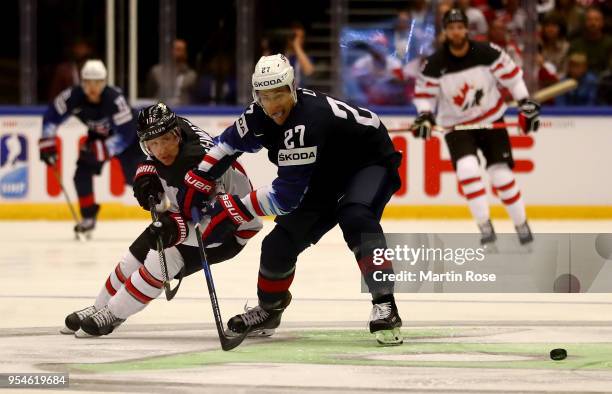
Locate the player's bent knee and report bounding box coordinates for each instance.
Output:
[456,154,480,179]
[143,247,184,280]
[337,203,382,249]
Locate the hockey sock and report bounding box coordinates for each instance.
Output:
[488,163,526,226]
[74,164,97,218]
[94,251,142,309]
[257,267,295,305]
[107,247,185,319]
[456,155,490,225]
[337,203,395,298]
[257,226,302,305]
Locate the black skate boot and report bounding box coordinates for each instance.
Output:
[515,221,534,245]
[369,296,403,346]
[226,292,292,337]
[77,305,125,337]
[478,219,498,251]
[61,305,97,334]
[74,204,99,240]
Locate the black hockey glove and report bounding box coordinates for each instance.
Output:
[518,98,540,134]
[147,212,188,249]
[412,112,436,139]
[38,137,58,165]
[200,193,254,246]
[133,162,164,210]
[178,168,216,219]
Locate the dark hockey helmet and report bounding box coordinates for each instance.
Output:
[137,102,180,155]
[137,102,178,141]
[442,8,468,28]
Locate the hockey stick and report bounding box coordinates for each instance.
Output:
[148,196,185,301]
[191,207,249,351]
[48,164,81,240]
[389,121,518,134]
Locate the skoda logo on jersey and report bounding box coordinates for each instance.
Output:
[277,146,317,167]
[0,133,28,199]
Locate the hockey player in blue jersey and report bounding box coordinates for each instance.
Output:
[179,54,404,345]
[38,59,143,237]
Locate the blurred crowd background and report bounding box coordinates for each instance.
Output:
[2,0,612,107]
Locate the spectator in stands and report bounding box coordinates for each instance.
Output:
[540,13,570,78]
[488,18,523,68]
[390,9,412,60]
[350,33,408,105]
[555,0,585,39]
[284,22,315,87]
[569,7,612,75]
[556,52,598,106]
[495,0,527,42]
[48,40,94,100]
[409,0,429,24]
[456,0,488,41]
[536,45,560,98]
[191,53,236,104]
[145,39,197,105]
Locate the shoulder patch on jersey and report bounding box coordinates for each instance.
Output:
[235,114,249,137]
[277,146,317,166]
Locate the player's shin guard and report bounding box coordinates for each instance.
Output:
[488,164,526,225]
[488,164,532,244]
[93,252,142,310]
[457,155,490,227]
[106,263,164,321]
[104,247,183,323]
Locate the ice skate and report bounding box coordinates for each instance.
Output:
[61,305,97,334]
[74,204,99,240]
[478,219,497,246]
[226,292,292,338]
[515,221,534,245]
[369,298,403,346]
[74,217,96,240]
[78,305,125,337]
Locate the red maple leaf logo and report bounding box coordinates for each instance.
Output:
[453,83,470,108]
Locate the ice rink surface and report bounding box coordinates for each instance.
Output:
[2,219,612,393]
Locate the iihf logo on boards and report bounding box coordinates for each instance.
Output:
[0,133,28,198]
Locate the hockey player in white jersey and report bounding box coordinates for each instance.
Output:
[412,9,540,245]
[61,103,262,337]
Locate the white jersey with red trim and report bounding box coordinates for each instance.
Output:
[414,41,529,128]
[137,117,262,247]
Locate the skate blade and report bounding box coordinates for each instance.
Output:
[74,329,96,338]
[374,327,403,346]
[60,326,75,335]
[224,328,275,338]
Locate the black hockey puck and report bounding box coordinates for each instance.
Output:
[550,348,567,360]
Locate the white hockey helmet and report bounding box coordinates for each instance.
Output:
[81,59,107,81]
[252,54,297,105]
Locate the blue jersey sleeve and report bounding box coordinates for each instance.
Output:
[104,90,138,156]
[197,103,263,177]
[41,87,81,138]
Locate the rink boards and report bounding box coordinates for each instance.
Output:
[1,109,611,219]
